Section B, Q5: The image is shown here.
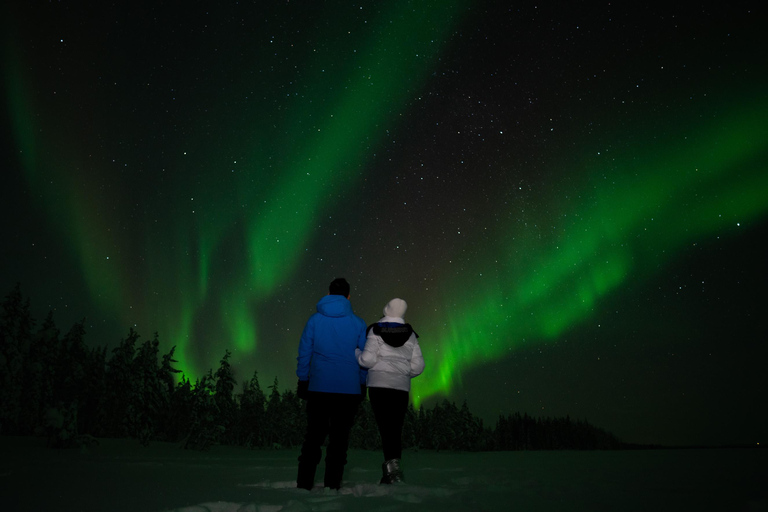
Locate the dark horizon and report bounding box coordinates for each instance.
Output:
[1,281,764,450]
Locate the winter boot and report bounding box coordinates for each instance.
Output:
[297,461,317,490]
[380,458,404,484]
[324,462,345,490]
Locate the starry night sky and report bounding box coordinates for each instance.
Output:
[2,1,766,446]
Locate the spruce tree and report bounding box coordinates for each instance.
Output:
[59,320,87,406]
[184,371,223,450]
[276,389,304,448]
[19,311,59,434]
[41,319,88,446]
[214,350,237,444]
[350,399,379,450]
[238,370,266,448]
[264,377,282,448]
[401,403,417,450]
[104,328,140,437]
[166,376,194,442]
[159,346,182,396]
[157,345,182,439]
[130,334,165,445]
[79,345,107,436]
[0,284,34,434]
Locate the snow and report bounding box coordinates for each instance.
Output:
[1,437,765,512]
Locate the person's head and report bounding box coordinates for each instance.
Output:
[383,298,407,319]
[328,278,350,298]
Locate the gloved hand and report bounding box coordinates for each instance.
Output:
[297,380,309,400]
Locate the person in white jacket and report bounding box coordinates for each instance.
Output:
[356,298,424,484]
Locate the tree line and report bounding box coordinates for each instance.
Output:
[0,284,622,451]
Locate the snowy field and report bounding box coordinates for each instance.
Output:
[1,437,765,512]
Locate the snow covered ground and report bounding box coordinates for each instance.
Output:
[1,437,765,512]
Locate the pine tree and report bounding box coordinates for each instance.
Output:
[277,390,305,448]
[18,311,59,435]
[130,334,165,445]
[238,370,266,448]
[214,350,237,444]
[184,371,223,450]
[104,328,140,437]
[350,400,380,450]
[0,284,34,434]
[157,345,182,439]
[42,319,89,446]
[457,400,482,451]
[415,405,427,449]
[430,400,459,450]
[159,345,182,396]
[166,376,194,442]
[402,403,417,450]
[59,320,87,404]
[79,345,107,436]
[264,377,282,448]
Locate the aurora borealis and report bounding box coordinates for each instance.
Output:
[2,2,766,446]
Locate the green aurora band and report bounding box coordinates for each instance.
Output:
[4,2,466,378]
[411,95,768,405]
[4,4,767,401]
[162,2,468,376]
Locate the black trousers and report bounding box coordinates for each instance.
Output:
[298,392,360,489]
[368,387,409,461]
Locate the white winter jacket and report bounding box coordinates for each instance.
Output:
[356,316,425,392]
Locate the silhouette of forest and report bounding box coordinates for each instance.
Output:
[0,284,622,451]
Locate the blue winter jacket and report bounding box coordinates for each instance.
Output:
[296,294,367,394]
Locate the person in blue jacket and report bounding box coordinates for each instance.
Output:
[295,277,367,490]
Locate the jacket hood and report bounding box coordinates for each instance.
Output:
[369,322,417,348]
[316,294,353,318]
[383,298,407,319]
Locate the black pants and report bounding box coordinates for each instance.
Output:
[297,392,360,489]
[369,387,409,461]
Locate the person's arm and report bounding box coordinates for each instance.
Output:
[357,323,369,387]
[296,317,314,381]
[357,331,381,369]
[409,339,425,377]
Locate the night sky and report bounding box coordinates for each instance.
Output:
[2,2,766,447]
